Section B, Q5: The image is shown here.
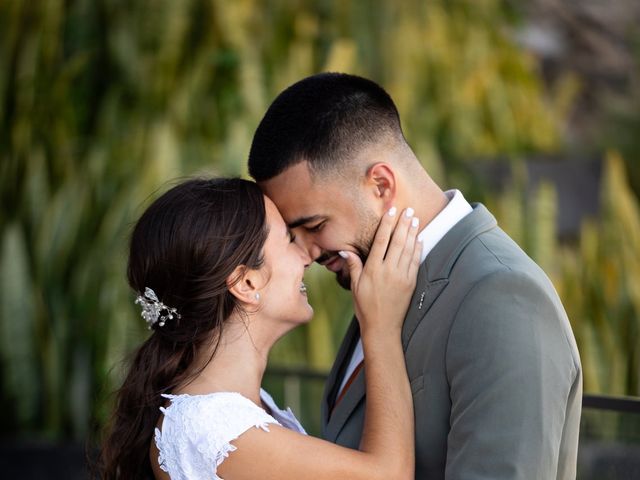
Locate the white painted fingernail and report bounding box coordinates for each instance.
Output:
[411,217,419,228]
[405,207,414,218]
[388,206,397,216]
[338,251,349,259]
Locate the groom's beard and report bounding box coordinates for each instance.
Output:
[316,213,379,290]
[316,242,370,290]
[335,242,369,290]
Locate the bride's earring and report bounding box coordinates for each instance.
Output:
[255,293,261,301]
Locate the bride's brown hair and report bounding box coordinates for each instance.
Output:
[98,178,268,479]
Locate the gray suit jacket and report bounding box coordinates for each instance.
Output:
[321,203,582,479]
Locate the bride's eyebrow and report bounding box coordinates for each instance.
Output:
[287,215,324,229]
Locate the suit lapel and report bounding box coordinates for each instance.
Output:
[323,363,365,442]
[402,264,448,349]
[321,317,360,435]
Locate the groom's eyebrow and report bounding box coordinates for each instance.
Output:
[288,215,324,229]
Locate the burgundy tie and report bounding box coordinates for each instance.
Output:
[330,360,364,416]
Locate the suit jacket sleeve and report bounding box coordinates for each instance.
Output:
[444,269,579,479]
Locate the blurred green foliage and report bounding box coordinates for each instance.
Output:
[0,0,638,441]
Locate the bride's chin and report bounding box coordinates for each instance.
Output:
[302,309,314,323]
[277,310,314,332]
[295,307,314,326]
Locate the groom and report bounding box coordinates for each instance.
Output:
[248,72,582,479]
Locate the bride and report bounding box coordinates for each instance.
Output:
[99,177,422,479]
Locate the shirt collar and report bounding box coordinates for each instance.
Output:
[417,189,473,263]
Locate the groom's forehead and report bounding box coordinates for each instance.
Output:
[264,189,333,230]
[260,165,323,207]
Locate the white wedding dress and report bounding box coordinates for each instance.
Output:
[154,388,306,480]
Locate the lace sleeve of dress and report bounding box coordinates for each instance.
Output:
[154,392,280,480]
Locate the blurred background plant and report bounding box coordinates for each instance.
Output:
[1,0,639,443]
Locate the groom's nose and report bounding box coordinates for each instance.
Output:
[293,233,322,261]
[295,242,312,266]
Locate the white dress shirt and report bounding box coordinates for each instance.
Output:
[336,190,473,395]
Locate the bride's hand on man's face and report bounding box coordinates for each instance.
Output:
[340,207,422,337]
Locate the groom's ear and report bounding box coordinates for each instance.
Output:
[366,163,396,210]
[227,265,261,306]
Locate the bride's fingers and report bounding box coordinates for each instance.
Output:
[398,215,420,273]
[386,208,415,267]
[410,237,423,278]
[367,206,398,265]
[339,250,363,290]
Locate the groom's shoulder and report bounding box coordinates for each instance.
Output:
[436,220,562,321]
[430,202,533,281]
[422,202,559,313]
[454,217,541,281]
[449,224,566,324]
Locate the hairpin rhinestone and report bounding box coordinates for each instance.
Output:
[134,287,181,329]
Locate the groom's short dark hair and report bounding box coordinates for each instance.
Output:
[248,72,405,181]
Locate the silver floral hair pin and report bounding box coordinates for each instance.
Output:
[135,287,181,329]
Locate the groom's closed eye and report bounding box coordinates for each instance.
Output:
[287,215,325,230]
[304,221,325,233]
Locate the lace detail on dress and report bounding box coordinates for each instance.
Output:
[154,392,280,480]
[154,427,165,472]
